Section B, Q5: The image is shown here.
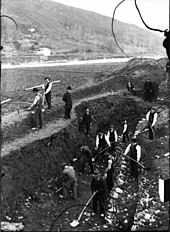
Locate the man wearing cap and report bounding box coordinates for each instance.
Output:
[60,163,77,200]
[91,169,107,217]
[62,86,72,120]
[28,88,43,130]
[105,125,118,154]
[123,137,141,180]
[42,77,52,110]
[104,153,114,192]
[146,108,158,140]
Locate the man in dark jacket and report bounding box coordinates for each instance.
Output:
[91,169,107,217]
[28,88,43,130]
[143,79,153,102]
[62,86,72,120]
[78,145,94,174]
[82,108,92,136]
[42,77,52,110]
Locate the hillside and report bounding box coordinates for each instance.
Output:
[1,0,165,63]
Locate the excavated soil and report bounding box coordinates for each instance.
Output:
[1,57,170,231]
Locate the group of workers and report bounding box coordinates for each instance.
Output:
[26,77,159,217]
[27,78,72,130]
[127,79,159,103]
[58,105,158,217]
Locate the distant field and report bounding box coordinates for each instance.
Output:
[1,62,124,100]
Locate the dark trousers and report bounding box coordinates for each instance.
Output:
[106,170,113,192]
[85,124,90,135]
[32,108,43,128]
[123,131,129,143]
[45,93,51,109]
[148,124,154,140]
[64,107,72,119]
[92,194,105,214]
[144,92,152,102]
[81,158,94,174]
[130,161,138,179]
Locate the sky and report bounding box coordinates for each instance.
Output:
[52,0,169,31]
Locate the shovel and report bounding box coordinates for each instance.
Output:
[70,191,96,227]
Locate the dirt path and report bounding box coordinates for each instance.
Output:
[1,89,124,158]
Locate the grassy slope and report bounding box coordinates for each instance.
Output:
[1,0,164,55]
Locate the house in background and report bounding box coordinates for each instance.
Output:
[36,47,51,56]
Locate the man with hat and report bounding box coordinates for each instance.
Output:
[146,108,158,140]
[90,169,107,217]
[123,137,141,180]
[60,162,77,200]
[62,86,72,120]
[105,124,118,154]
[28,88,43,130]
[42,77,52,110]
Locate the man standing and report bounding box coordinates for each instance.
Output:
[62,86,72,120]
[60,163,77,200]
[104,153,114,192]
[91,169,107,217]
[122,120,129,143]
[126,81,135,96]
[82,108,92,136]
[42,77,52,110]
[123,137,141,180]
[28,88,43,130]
[78,145,94,174]
[143,79,153,102]
[146,108,158,140]
[95,130,110,161]
[105,125,118,154]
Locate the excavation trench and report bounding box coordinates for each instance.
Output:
[1,93,150,231]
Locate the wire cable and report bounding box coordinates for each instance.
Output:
[111,0,130,58]
[1,15,18,30]
[134,0,166,33]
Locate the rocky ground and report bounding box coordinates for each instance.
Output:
[1,57,170,231]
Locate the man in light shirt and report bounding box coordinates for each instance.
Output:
[42,77,52,110]
[105,125,118,154]
[60,163,77,200]
[28,88,43,130]
[123,137,141,180]
[146,108,158,140]
[122,120,129,143]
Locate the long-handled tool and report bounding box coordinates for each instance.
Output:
[93,141,116,161]
[123,153,151,171]
[25,80,61,91]
[70,191,96,227]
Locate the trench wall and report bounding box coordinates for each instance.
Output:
[1,94,150,210]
